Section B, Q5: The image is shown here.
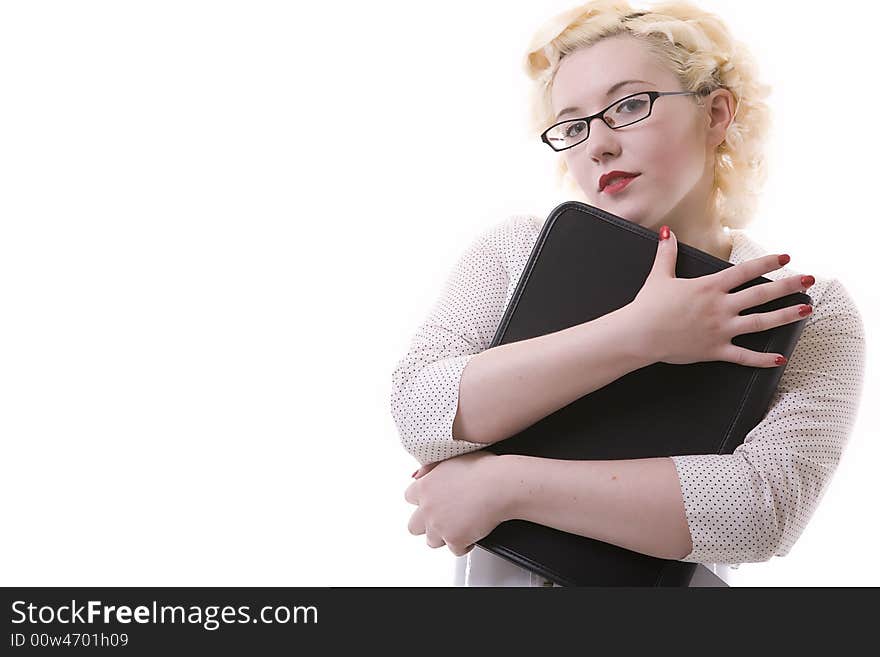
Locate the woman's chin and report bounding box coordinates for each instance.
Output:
[583,196,649,227]
[601,200,645,225]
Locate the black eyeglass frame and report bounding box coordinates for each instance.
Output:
[541,90,700,152]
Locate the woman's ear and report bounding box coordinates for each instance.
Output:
[705,88,736,148]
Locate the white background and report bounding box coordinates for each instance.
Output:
[0,0,875,587]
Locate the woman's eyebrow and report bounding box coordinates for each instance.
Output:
[555,79,654,120]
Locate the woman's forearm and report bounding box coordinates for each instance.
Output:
[452,303,654,445]
[493,453,693,561]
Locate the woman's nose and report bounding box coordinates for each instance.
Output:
[584,119,621,160]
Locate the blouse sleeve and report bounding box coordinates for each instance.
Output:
[389,218,519,466]
[670,277,867,564]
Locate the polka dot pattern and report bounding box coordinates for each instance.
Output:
[671,261,866,564]
[390,216,538,465]
[390,214,866,583]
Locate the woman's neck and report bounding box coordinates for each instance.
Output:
[674,226,733,262]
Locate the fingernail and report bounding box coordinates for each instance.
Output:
[775,355,787,366]
[801,275,815,288]
[779,254,791,266]
[411,469,419,478]
[660,225,670,241]
[798,305,813,317]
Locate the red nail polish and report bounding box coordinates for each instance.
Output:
[801,275,815,288]
[775,356,787,366]
[779,254,791,266]
[798,305,813,317]
[659,225,670,241]
[411,470,419,478]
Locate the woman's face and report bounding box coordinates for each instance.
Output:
[550,34,722,232]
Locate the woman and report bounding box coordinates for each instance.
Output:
[391,0,866,586]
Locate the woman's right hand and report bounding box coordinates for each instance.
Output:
[629,227,814,368]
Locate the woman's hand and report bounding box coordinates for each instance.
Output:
[629,227,814,368]
[404,451,508,557]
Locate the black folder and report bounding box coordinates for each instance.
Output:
[475,201,811,586]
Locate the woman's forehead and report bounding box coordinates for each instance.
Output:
[552,41,673,113]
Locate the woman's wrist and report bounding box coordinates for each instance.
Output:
[490,454,528,523]
[583,302,659,371]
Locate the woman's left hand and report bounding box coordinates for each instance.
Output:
[404,451,509,557]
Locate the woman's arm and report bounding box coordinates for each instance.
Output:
[489,277,866,565]
[452,303,652,445]
[390,217,521,465]
[494,454,692,560]
[391,215,653,465]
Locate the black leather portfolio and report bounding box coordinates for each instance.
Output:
[475,201,811,586]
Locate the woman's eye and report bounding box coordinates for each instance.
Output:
[617,99,646,113]
[565,122,586,139]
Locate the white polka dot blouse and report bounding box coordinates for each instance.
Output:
[390,213,866,584]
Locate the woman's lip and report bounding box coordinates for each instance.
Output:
[602,175,639,194]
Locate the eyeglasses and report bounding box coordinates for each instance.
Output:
[541,90,699,152]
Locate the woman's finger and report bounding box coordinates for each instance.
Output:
[446,541,474,557]
[719,343,787,369]
[408,508,425,536]
[413,462,439,479]
[404,480,418,505]
[425,528,446,549]
[726,272,814,315]
[715,253,791,293]
[731,302,812,338]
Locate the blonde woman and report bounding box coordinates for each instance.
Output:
[392,0,866,587]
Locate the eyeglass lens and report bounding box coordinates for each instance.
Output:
[546,93,651,151]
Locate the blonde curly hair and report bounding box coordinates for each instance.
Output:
[524,0,773,229]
